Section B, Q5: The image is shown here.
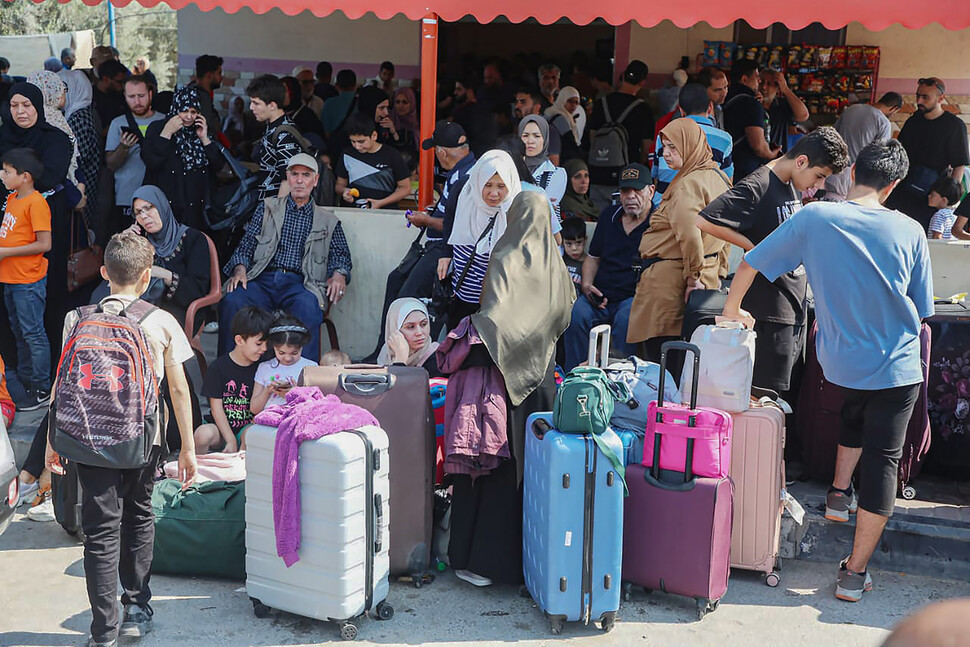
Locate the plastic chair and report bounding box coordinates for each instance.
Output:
[184,233,222,378]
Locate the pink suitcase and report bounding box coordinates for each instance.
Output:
[643,342,733,479]
[728,398,785,587]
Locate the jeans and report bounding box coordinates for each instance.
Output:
[218,270,324,359]
[77,448,160,642]
[563,294,637,371]
[4,277,50,392]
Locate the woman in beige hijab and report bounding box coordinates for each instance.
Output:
[627,118,731,362]
[377,297,441,377]
[448,190,575,588]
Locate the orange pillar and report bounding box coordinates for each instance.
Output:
[418,13,439,210]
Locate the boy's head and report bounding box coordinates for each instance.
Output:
[101,231,154,292]
[1,148,43,192]
[346,113,380,153]
[246,74,286,122]
[231,306,273,363]
[783,126,849,192]
[928,177,962,209]
[561,217,588,262]
[853,139,910,201]
[321,349,351,367]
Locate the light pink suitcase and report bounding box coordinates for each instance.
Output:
[728,399,785,587]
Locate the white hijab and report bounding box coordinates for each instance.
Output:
[448,150,522,255]
[61,69,93,120]
[545,86,581,146]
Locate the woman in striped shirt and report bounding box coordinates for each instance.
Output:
[439,150,522,330]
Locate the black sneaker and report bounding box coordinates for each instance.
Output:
[119,604,153,639]
[17,389,50,412]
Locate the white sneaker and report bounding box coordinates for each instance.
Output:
[455,569,492,587]
[203,322,219,334]
[26,498,55,522]
[17,480,38,507]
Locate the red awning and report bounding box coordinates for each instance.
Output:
[87,0,970,30]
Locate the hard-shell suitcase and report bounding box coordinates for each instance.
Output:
[430,377,448,485]
[299,364,434,579]
[622,343,733,621]
[614,425,645,465]
[523,412,623,634]
[926,303,970,478]
[796,321,931,498]
[728,400,785,586]
[245,424,393,641]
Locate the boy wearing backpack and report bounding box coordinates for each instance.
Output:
[586,60,655,211]
[46,231,198,647]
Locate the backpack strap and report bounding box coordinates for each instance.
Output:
[600,96,613,124]
[272,123,313,155]
[614,98,644,126]
[120,298,159,324]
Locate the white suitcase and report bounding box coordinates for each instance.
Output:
[680,322,756,413]
[245,424,393,641]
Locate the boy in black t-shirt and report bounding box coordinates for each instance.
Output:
[561,216,587,295]
[195,306,273,454]
[336,112,411,209]
[697,126,849,392]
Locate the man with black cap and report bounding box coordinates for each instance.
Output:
[363,121,475,362]
[586,59,655,212]
[562,163,654,370]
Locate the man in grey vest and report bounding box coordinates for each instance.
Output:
[220,153,353,359]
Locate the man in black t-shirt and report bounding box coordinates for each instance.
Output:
[335,113,411,209]
[724,60,781,181]
[698,127,849,392]
[760,70,809,154]
[887,77,970,229]
[587,60,655,211]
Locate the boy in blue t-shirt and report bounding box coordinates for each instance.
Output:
[721,140,933,604]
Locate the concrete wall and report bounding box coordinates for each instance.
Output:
[176,7,420,111]
[626,20,734,79]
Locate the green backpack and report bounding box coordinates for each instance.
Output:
[151,479,246,579]
[553,366,633,493]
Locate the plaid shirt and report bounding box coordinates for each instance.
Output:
[226,197,352,282]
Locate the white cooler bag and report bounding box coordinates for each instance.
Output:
[680,322,756,412]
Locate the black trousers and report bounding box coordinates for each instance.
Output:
[76,448,161,642]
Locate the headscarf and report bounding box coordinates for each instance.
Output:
[357,85,389,121]
[544,86,580,146]
[517,114,550,173]
[658,118,722,202]
[0,82,74,192]
[60,69,92,119]
[26,71,78,182]
[390,87,419,134]
[44,57,63,73]
[133,185,188,260]
[472,191,575,408]
[376,298,439,368]
[448,149,522,254]
[170,85,208,172]
[560,158,599,221]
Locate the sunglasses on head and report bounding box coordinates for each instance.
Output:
[918,78,946,94]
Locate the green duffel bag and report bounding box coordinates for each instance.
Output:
[151,478,246,579]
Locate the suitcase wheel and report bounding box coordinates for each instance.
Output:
[518,585,532,599]
[696,598,718,621]
[901,485,917,500]
[375,601,394,621]
[765,571,781,588]
[600,612,616,633]
[251,598,270,618]
[339,621,358,641]
[549,617,565,635]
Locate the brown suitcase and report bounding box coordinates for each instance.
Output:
[299,364,434,579]
[728,399,785,587]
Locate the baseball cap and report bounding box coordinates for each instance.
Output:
[617,163,652,191]
[623,60,649,85]
[286,153,318,172]
[421,121,468,150]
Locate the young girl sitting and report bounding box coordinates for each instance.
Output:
[250,313,319,414]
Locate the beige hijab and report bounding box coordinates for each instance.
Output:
[658,117,726,201]
[377,298,438,368]
[472,191,576,407]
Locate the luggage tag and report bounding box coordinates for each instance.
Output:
[781,489,805,525]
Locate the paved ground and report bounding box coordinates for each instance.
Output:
[2,512,970,647]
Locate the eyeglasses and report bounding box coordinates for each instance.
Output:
[133,205,156,218]
[918,78,946,94]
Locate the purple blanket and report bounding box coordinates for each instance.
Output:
[254,387,378,567]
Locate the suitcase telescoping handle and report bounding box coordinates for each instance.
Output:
[652,341,702,485]
[587,324,611,368]
[339,372,396,396]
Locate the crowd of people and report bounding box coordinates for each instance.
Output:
[1,44,968,647]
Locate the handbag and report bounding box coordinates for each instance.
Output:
[204,142,260,233]
[395,228,426,276]
[67,209,103,292]
[427,216,497,322]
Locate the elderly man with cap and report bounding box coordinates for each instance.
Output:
[220,152,353,360]
[562,163,655,370]
[362,121,476,362]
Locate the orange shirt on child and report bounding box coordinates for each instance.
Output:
[0,190,51,284]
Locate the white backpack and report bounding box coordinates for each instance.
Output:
[679,322,756,413]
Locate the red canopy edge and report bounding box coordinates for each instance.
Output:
[51,0,970,31]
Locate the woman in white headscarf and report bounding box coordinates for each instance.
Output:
[437,149,522,330]
[377,297,442,377]
[544,85,582,158]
